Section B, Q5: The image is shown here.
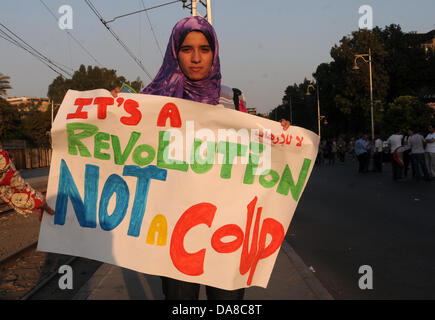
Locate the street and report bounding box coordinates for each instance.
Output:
[286,157,435,299]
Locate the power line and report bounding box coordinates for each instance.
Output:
[140,0,164,59]
[105,0,180,24]
[84,0,153,80]
[39,0,104,68]
[0,22,73,78]
[0,22,73,75]
[0,33,68,78]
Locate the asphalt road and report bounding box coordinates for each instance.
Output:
[286,157,435,300]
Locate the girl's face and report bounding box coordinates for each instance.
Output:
[178,31,213,81]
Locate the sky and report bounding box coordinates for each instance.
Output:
[1,0,434,114]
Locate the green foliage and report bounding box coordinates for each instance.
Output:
[20,104,51,146]
[3,65,145,146]
[0,98,24,140]
[383,96,434,134]
[47,65,144,104]
[0,99,51,145]
[273,79,317,132]
[275,25,435,138]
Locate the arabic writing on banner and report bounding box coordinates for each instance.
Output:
[37,89,319,290]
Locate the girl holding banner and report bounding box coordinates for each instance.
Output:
[144,15,244,301]
[112,16,245,300]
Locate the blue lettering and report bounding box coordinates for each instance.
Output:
[123,165,167,237]
[54,159,98,228]
[98,174,130,231]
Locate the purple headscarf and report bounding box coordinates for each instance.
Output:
[142,16,221,105]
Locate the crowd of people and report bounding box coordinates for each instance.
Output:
[317,137,350,166]
[382,124,435,181]
[316,122,435,182]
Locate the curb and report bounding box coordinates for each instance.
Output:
[281,240,334,300]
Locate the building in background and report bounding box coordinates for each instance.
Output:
[6,96,50,111]
[417,30,435,54]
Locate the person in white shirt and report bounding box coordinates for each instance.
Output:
[386,131,404,180]
[374,136,383,172]
[425,124,435,178]
[407,128,430,181]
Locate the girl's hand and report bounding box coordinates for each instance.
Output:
[111,86,121,98]
[280,119,291,131]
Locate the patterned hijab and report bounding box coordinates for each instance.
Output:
[142,16,221,105]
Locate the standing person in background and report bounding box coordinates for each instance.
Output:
[329,140,337,166]
[337,137,346,163]
[354,134,370,173]
[348,138,356,161]
[407,128,431,182]
[0,139,54,220]
[374,135,383,172]
[425,124,435,179]
[402,134,411,179]
[386,130,404,180]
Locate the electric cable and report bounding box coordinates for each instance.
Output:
[39,0,104,68]
[84,0,153,80]
[140,0,164,58]
[0,24,72,78]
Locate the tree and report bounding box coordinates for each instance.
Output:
[130,77,144,93]
[280,24,435,138]
[0,73,12,97]
[47,65,143,104]
[20,103,51,146]
[329,29,389,135]
[382,96,434,135]
[0,98,52,145]
[271,79,317,133]
[0,98,25,140]
[374,25,435,101]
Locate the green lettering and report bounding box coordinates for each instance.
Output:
[259,169,280,188]
[157,131,188,172]
[111,132,141,165]
[243,142,265,184]
[94,132,111,160]
[190,138,215,174]
[277,159,312,200]
[66,122,99,157]
[132,144,155,166]
[217,142,247,179]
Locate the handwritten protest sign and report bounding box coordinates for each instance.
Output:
[38,89,319,290]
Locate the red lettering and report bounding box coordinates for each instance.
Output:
[168,197,286,285]
[157,102,182,128]
[170,202,217,276]
[239,197,262,276]
[116,97,124,106]
[93,97,114,119]
[66,98,93,119]
[296,136,304,147]
[211,224,244,253]
[280,134,285,145]
[246,218,285,286]
[121,99,142,126]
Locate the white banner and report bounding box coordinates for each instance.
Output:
[38,89,319,290]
